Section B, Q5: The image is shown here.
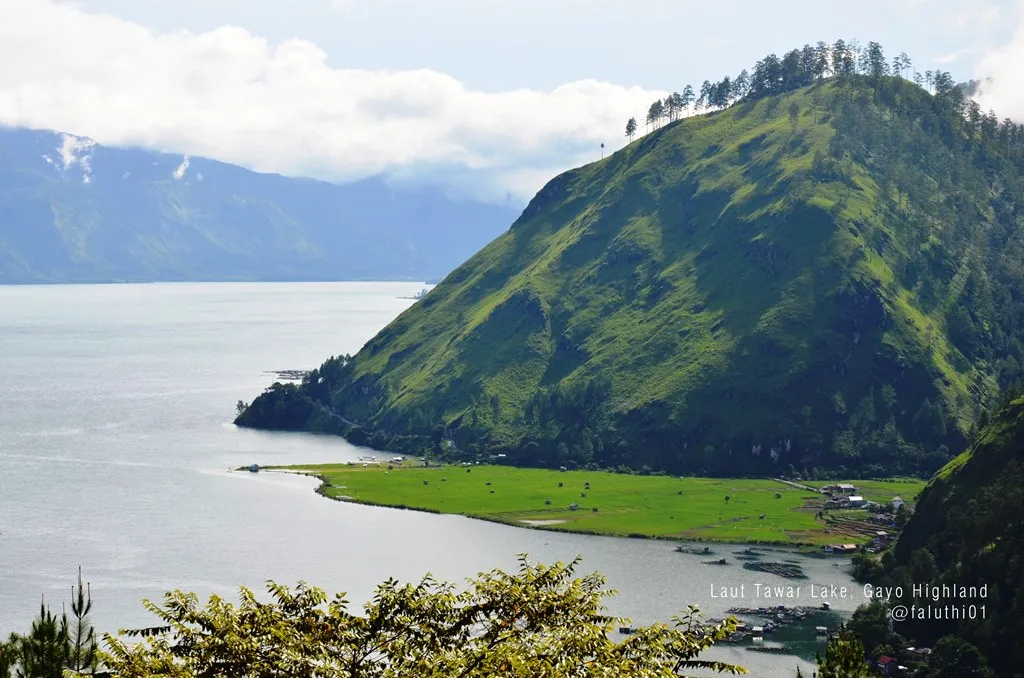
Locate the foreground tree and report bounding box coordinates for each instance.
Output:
[923,635,992,678]
[2,569,99,678]
[11,602,68,678]
[0,637,13,678]
[67,567,99,675]
[104,558,746,677]
[796,625,873,677]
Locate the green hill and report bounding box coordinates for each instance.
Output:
[238,72,1024,477]
[859,390,1024,676]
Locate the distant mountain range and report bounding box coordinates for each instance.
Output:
[0,127,521,283]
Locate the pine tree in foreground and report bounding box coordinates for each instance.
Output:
[15,601,68,678]
[66,567,99,675]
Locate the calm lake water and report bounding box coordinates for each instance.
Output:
[0,282,867,676]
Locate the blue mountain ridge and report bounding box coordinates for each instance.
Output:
[0,127,521,283]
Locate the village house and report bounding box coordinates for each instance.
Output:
[891,496,904,511]
[824,544,859,554]
[822,483,857,495]
[847,495,867,508]
[876,655,901,676]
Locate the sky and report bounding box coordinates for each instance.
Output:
[0,0,1021,202]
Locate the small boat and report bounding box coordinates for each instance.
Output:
[248,463,260,473]
[618,626,636,635]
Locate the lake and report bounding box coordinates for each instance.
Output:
[0,282,866,676]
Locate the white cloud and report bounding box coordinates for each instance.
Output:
[59,134,94,168]
[58,133,96,182]
[942,2,1002,32]
[975,2,1024,120]
[0,1,666,201]
[932,47,973,64]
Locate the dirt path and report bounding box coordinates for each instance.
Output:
[772,478,823,494]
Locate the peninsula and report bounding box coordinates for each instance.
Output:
[267,462,924,546]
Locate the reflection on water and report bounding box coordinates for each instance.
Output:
[0,282,862,676]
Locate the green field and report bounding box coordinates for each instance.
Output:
[276,463,894,545]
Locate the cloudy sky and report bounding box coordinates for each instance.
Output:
[1,0,1021,202]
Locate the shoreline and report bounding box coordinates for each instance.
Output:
[243,466,865,549]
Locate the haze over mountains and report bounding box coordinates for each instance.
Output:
[0,127,521,284]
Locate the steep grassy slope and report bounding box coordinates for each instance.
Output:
[865,392,1024,676]
[239,76,1024,476]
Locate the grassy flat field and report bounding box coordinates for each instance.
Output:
[280,463,865,545]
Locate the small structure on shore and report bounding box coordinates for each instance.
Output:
[824,543,859,554]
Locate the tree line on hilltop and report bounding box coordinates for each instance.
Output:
[624,39,1024,166]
